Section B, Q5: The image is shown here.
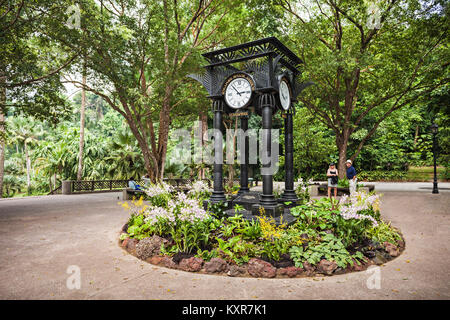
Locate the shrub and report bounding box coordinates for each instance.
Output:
[365,220,402,245]
[289,232,365,268]
[295,177,311,203]
[119,180,401,270]
[357,170,407,182]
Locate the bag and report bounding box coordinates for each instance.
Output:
[331,176,338,185]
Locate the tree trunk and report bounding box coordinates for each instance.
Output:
[77,67,87,181]
[157,98,172,180]
[337,134,349,180]
[25,142,31,194]
[413,125,419,150]
[0,75,5,198]
[96,101,104,120]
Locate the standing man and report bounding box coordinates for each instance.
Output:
[346,160,357,195]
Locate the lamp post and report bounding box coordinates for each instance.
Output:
[431,122,439,194]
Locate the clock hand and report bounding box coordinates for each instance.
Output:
[231,85,241,96]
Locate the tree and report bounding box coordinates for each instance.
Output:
[1,0,73,196]
[278,0,449,177]
[7,116,42,194]
[103,130,144,180]
[291,108,337,178]
[50,0,246,182]
[77,63,87,181]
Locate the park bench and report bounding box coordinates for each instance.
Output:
[317,183,375,195]
[308,183,375,196]
[122,188,145,200]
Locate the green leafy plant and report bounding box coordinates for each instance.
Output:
[289,233,365,269]
[290,198,337,231]
[208,201,228,220]
[235,219,262,241]
[295,177,311,203]
[365,220,402,245]
[234,204,245,214]
[216,235,259,264]
[196,248,219,261]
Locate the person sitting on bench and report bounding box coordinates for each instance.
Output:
[142,174,151,187]
[128,177,142,191]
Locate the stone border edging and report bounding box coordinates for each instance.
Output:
[118,222,405,279]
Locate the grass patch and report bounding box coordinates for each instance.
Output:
[406,166,447,181]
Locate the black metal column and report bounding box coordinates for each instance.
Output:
[259,94,278,206]
[238,115,250,194]
[432,129,439,194]
[281,110,298,202]
[210,100,227,203]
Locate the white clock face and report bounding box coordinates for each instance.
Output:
[224,77,252,109]
[279,79,291,110]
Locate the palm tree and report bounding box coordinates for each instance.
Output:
[8,116,42,194]
[104,130,144,180]
[34,139,72,192]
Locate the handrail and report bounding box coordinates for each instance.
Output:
[48,185,62,195]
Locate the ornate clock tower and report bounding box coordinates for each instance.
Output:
[189,37,312,223]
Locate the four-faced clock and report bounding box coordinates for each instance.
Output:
[279,77,291,111]
[224,75,254,109]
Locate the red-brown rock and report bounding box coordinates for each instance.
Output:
[147,256,164,265]
[347,258,367,272]
[204,258,229,273]
[121,238,129,248]
[126,238,138,253]
[317,259,338,275]
[179,257,204,272]
[278,266,302,278]
[383,242,400,257]
[227,265,245,277]
[161,256,178,269]
[248,258,276,278]
[302,261,316,275]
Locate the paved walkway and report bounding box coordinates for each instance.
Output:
[255,181,450,193]
[0,186,449,300]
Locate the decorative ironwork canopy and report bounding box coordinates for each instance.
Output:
[189,37,310,104]
[202,37,302,73]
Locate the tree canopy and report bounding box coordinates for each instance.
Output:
[0,0,448,197]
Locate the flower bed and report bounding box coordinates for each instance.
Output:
[118,181,404,278]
